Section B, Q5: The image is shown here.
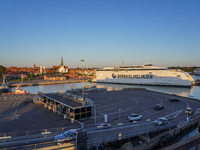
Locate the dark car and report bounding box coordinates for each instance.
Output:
[97,123,112,130]
[55,129,76,144]
[169,98,180,102]
[154,117,168,125]
[154,104,164,110]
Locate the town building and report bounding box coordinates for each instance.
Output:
[53,57,68,73]
[44,75,67,81]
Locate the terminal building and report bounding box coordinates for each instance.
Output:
[33,93,93,120]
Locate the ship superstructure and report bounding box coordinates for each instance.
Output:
[94,64,194,87]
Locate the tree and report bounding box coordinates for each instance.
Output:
[0,65,6,77]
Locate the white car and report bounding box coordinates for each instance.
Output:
[154,117,168,125]
[127,113,142,121]
[55,129,76,144]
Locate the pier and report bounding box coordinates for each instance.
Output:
[8,79,89,87]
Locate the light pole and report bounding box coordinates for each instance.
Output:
[119,108,121,120]
[80,59,85,99]
[80,59,85,78]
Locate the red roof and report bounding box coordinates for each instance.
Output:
[53,66,60,69]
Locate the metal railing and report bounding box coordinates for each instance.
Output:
[0,126,80,143]
[87,122,176,146]
[3,141,76,150]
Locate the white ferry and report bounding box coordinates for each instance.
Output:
[93,64,195,87]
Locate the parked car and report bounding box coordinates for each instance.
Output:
[55,129,76,144]
[96,123,112,130]
[185,107,192,115]
[127,113,142,121]
[169,98,180,102]
[154,104,164,110]
[154,117,168,125]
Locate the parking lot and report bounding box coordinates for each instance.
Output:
[1,88,200,134]
[84,88,200,126]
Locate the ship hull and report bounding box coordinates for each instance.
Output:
[94,70,193,87]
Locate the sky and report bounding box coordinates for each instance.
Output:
[0,0,200,68]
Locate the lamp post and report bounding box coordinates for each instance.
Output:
[80,59,85,99]
[119,108,121,120]
[81,59,85,77]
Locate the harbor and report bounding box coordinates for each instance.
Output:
[1,0,200,149]
[0,83,200,149]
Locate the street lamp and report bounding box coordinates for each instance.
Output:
[80,59,85,99]
[81,59,85,77]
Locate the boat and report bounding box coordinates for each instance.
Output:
[0,84,11,94]
[0,75,11,94]
[93,64,195,87]
[14,85,29,94]
[84,83,107,92]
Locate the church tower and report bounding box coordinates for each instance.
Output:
[61,57,64,66]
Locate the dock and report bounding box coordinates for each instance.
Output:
[8,79,89,87]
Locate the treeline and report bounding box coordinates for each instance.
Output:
[168,66,199,72]
[0,65,6,77]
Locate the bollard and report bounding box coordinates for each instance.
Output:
[104,114,107,123]
[64,114,67,119]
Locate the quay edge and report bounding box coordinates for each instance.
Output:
[8,79,89,87]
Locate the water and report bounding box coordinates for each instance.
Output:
[11,78,200,98]
[11,83,85,94]
[13,82,200,100]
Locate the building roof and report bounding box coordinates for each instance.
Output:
[42,93,82,108]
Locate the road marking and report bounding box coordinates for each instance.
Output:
[117,123,123,125]
[0,136,11,139]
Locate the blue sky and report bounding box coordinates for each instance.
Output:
[0,0,200,68]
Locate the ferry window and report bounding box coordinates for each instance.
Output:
[177,75,181,78]
[149,72,152,74]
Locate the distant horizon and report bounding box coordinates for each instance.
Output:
[0,0,200,68]
[3,63,200,69]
